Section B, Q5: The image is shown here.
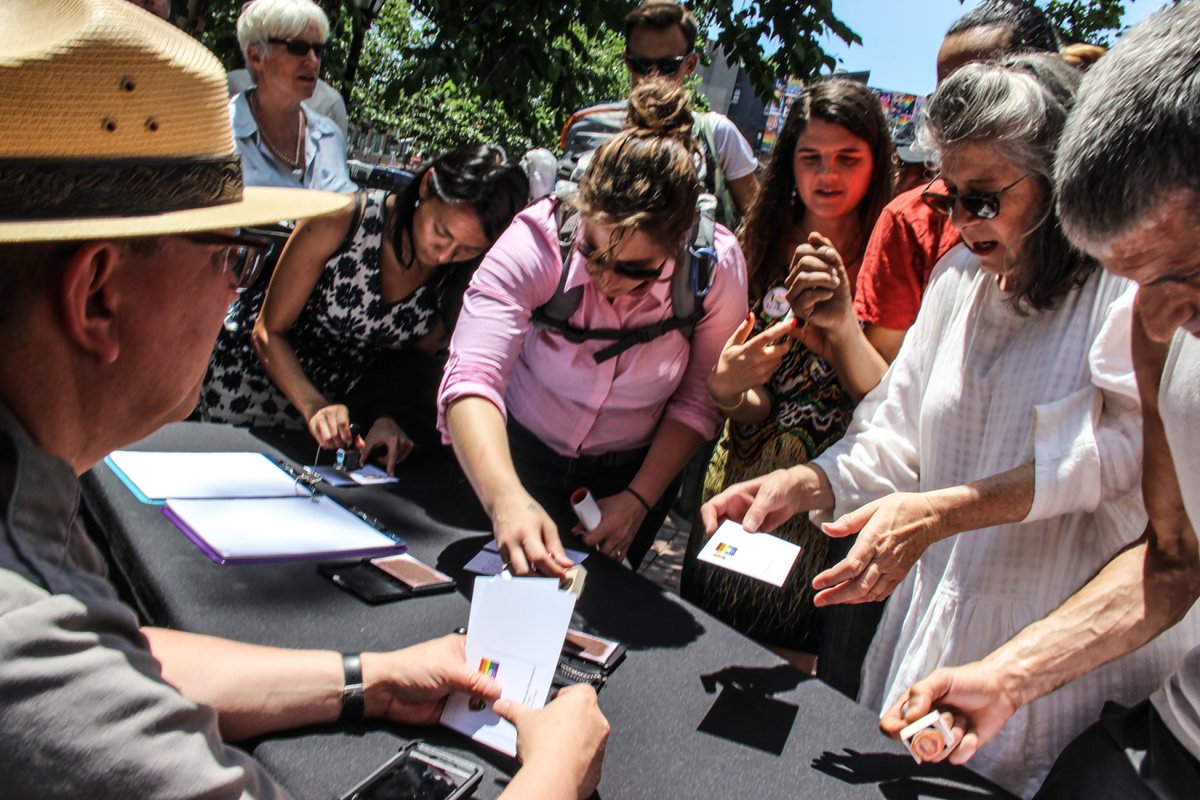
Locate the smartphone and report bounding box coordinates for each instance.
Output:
[319,561,413,605]
[370,553,456,594]
[340,741,483,800]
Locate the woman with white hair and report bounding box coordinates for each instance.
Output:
[231,0,354,191]
[703,54,1200,796]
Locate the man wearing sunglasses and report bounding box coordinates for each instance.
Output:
[0,1,610,797]
[229,0,355,192]
[559,0,759,229]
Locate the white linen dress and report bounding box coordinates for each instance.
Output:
[812,245,1200,797]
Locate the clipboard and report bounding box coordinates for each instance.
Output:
[162,495,406,565]
[105,451,304,505]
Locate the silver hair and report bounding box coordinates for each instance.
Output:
[917,54,1079,183]
[918,54,1098,311]
[236,0,330,64]
[1055,1,1200,254]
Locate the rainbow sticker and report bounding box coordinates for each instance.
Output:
[715,542,737,557]
[478,658,499,678]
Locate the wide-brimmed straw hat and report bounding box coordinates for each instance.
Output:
[0,0,349,243]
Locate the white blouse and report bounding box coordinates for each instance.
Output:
[813,245,1200,797]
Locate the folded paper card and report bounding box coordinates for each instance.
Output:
[106,450,301,503]
[696,520,802,587]
[441,576,576,755]
[164,496,405,565]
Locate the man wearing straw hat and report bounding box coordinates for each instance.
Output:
[0,1,607,797]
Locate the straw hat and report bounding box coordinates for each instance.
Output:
[0,0,350,243]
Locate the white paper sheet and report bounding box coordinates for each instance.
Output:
[108,451,299,501]
[696,520,802,587]
[463,539,589,575]
[441,576,576,755]
[164,496,401,562]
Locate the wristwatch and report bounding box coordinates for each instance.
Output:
[340,653,365,723]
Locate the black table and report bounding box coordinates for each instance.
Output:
[81,422,1009,800]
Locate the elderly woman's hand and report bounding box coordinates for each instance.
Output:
[785,232,857,360]
[812,492,948,605]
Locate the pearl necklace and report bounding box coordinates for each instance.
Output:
[251,90,305,170]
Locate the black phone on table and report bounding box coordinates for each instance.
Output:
[339,741,483,800]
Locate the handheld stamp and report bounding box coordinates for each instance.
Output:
[899,710,958,763]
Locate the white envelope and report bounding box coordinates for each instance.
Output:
[441,576,577,755]
[696,520,802,587]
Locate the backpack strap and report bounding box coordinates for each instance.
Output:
[531,192,721,365]
[332,189,368,258]
[692,112,741,230]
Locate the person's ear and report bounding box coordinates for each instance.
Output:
[246,42,267,73]
[58,241,124,365]
[682,51,699,77]
[418,169,433,200]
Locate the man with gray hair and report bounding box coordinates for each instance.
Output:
[879,3,1200,796]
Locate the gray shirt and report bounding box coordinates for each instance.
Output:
[0,404,291,799]
[1152,330,1200,762]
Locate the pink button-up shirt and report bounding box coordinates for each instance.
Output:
[438,198,748,457]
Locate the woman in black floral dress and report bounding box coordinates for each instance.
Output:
[200,145,527,467]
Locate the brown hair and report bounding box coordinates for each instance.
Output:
[623,0,698,48]
[740,79,896,300]
[574,79,702,261]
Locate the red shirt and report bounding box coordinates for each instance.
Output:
[854,182,961,331]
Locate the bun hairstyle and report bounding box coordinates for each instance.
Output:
[575,79,702,264]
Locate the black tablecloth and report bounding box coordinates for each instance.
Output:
[80,422,1010,799]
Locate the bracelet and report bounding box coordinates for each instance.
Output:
[624,486,653,512]
[710,390,747,413]
[340,653,365,724]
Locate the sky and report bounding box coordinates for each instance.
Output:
[818,0,1174,96]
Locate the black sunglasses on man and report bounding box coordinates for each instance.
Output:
[624,50,695,77]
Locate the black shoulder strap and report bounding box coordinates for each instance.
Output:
[332,189,368,258]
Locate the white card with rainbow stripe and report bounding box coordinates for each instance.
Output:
[697,520,802,587]
[441,576,575,755]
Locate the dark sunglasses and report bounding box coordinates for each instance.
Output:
[179,229,276,292]
[921,173,1030,220]
[576,237,666,282]
[268,38,325,58]
[624,50,694,77]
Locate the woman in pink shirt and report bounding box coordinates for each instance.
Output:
[438,81,748,575]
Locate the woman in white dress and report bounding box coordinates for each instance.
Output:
[702,55,1200,797]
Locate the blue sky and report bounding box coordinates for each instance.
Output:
[819,0,1173,96]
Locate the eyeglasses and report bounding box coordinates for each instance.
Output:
[268,38,326,58]
[178,229,276,292]
[624,50,694,77]
[921,173,1031,220]
[576,237,667,282]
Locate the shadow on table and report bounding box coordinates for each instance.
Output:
[696,664,807,755]
[812,749,1014,799]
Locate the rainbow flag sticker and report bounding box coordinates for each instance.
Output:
[478,658,500,678]
[714,542,738,558]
